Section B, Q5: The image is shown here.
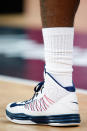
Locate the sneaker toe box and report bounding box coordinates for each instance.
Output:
[6,102,25,114]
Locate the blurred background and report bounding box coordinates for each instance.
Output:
[0,0,87,90]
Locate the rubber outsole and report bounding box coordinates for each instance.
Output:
[6,110,80,126]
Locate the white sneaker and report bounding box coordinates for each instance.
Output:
[6,72,80,126]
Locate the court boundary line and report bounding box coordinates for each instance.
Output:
[0,75,87,95]
[0,75,38,86]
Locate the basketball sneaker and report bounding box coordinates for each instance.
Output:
[6,71,80,126]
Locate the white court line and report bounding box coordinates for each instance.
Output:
[0,75,87,95]
[0,75,38,86]
[76,88,87,95]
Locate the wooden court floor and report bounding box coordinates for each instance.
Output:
[0,80,87,131]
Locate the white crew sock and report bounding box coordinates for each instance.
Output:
[42,27,74,87]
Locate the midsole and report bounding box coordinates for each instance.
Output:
[6,110,80,124]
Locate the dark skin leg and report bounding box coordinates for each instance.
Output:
[40,0,80,27]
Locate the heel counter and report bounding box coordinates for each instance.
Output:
[63,92,79,113]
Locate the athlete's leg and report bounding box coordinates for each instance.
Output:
[40,0,80,27]
[40,0,80,87]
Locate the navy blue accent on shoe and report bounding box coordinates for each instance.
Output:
[34,81,44,92]
[46,72,75,92]
[72,102,78,104]
[10,103,25,107]
[6,110,80,124]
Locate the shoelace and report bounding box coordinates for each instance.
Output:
[24,81,54,111]
[24,81,44,104]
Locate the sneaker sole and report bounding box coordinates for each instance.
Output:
[6,110,80,126]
